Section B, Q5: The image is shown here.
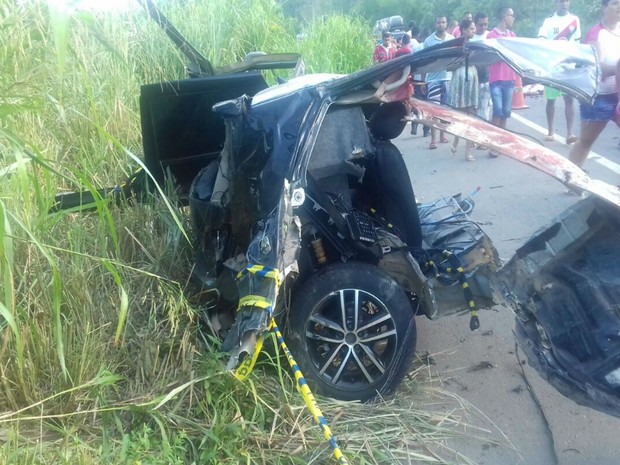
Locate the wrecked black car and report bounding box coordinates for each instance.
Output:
[59,5,620,418]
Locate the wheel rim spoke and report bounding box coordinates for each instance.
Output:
[353,289,360,331]
[319,343,346,375]
[332,346,352,384]
[356,313,392,333]
[305,330,344,344]
[359,328,396,343]
[309,314,345,334]
[338,290,347,329]
[358,343,386,374]
[352,349,376,383]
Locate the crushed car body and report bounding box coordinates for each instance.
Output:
[179,36,620,415]
[55,13,620,417]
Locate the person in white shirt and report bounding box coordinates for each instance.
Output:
[538,0,581,144]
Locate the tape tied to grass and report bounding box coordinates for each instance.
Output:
[232,265,350,464]
[272,323,349,465]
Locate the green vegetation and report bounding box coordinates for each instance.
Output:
[284,0,601,39]
[0,1,465,464]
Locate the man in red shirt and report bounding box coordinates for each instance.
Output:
[394,33,413,57]
[374,31,395,63]
[487,7,517,157]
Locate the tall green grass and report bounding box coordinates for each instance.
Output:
[0,1,463,463]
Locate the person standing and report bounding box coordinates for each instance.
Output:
[470,13,491,122]
[373,31,395,64]
[452,12,473,38]
[448,19,479,161]
[538,0,581,144]
[409,25,427,136]
[568,0,620,168]
[407,20,417,39]
[487,7,517,157]
[409,25,423,52]
[447,19,459,36]
[394,33,413,57]
[424,16,454,149]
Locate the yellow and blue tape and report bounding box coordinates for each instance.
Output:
[232,264,350,464]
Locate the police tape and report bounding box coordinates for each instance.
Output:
[272,322,350,465]
[232,264,350,464]
[440,250,480,331]
[236,264,282,285]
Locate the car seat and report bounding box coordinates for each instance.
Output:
[366,102,423,248]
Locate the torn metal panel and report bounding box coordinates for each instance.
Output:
[408,98,620,207]
[324,38,598,105]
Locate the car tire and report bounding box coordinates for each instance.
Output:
[286,262,417,401]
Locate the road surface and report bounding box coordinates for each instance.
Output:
[394,95,620,465]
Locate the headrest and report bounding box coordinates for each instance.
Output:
[368,102,407,141]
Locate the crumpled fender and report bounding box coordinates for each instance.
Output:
[408,97,620,208]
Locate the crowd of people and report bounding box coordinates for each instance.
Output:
[372,0,620,168]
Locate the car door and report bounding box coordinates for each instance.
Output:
[139,72,268,199]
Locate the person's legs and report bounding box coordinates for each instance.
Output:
[411,83,425,135]
[501,81,514,123]
[544,87,560,138]
[564,94,577,142]
[568,120,607,167]
[427,81,441,148]
[490,82,503,126]
[568,95,617,167]
[477,83,491,121]
[465,140,475,161]
[439,81,449,143]
[489,82,513,156]
[546,99,556,137]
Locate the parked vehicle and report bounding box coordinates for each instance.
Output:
[372,15,406,43]
[57,3,620,418]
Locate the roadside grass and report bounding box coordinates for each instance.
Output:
[0,1,467,463]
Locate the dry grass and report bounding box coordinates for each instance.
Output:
[0,1,472,463]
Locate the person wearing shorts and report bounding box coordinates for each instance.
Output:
[487,7,517,157]
[568,0,620,168]
[538,0,581,144]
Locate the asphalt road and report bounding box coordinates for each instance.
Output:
[394,95,620,465]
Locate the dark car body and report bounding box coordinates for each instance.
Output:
[136,32,620,414]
